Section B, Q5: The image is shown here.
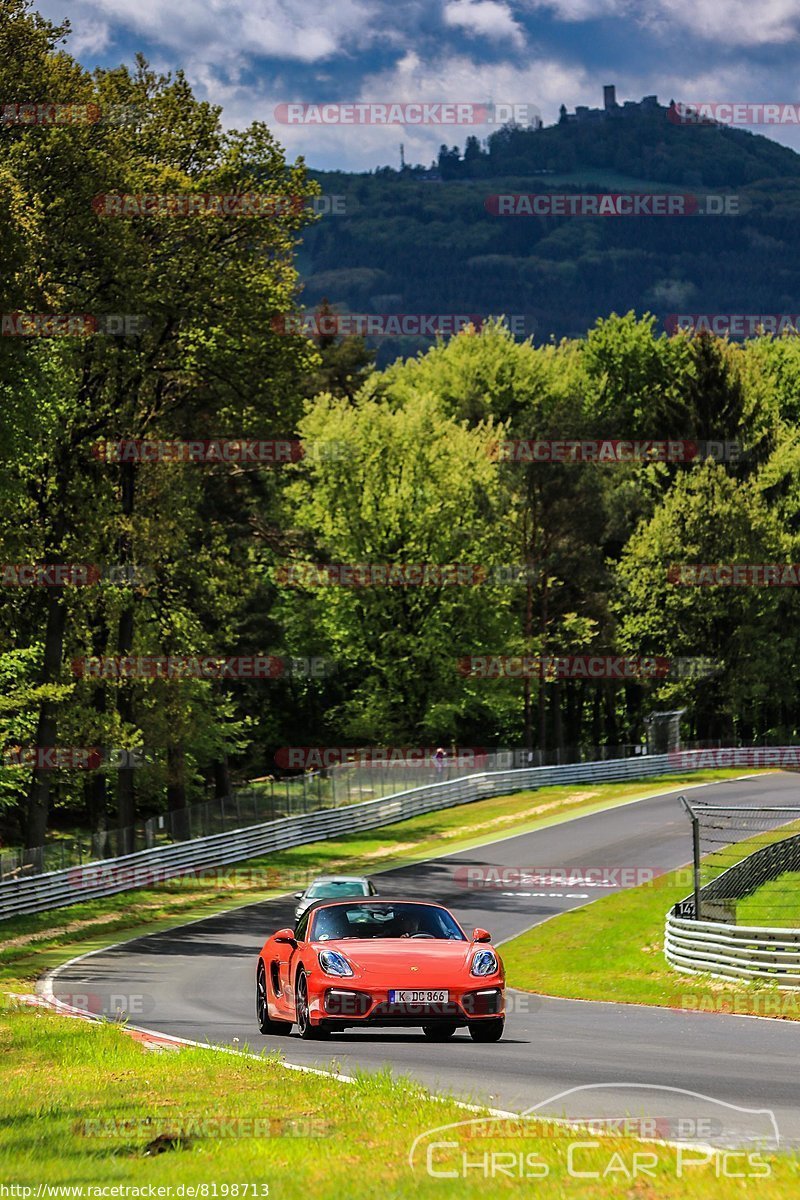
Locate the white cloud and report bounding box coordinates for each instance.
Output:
[65,18,113,57]
[523,0,800,46]
[521,0,630,20]
[37,0,379,65]
[444,0,526,47]
[648,0,800,46]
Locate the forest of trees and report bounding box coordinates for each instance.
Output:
[3,2,800,853]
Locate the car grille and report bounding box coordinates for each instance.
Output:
[370,1001,462,1019]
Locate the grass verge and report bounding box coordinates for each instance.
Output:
[1,1002,797,1196]
[737,871,800,928]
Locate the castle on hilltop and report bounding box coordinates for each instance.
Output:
[559,85,665,125]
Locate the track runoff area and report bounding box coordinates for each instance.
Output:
[48,771,800,1173]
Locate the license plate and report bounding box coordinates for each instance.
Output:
[389,989,449,1004]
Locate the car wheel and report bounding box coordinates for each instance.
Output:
[468,1018,504,1042]
[256,963,292,1035]
[295,970,330,1040]
[422,1022,458,1040]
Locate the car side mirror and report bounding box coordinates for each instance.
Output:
[472,927,491,943]
[294,892,304,900]
[274,928,297,946]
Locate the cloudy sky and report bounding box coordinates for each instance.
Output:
[36,0,800,170]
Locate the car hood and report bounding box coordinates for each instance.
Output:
[312,938,497,979]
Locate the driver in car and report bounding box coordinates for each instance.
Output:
[396,912,421,937]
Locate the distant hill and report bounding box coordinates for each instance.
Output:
[297,99,800,362]
[433,102,800,187]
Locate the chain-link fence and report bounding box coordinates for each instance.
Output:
[679,797,800,923]
[0,775,330,881]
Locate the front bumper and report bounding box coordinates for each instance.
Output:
[316,984,505,1027]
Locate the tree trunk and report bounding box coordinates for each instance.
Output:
[552,679,564,755]
[522,566,534,750]
[167,743,189,840]
[213,757,232,800]
[537,573,549,753]
[24,445,72,853]
[115,460,137,853]
[84,616,109,841]
[591,687,602,749]
[603,682,619,748]
[25,588,68,850]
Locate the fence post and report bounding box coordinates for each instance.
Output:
[691,810,702,921]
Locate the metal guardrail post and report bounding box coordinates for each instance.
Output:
[691,812,702,921]
[678,794,702,921]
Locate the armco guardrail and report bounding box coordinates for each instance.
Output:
[0,743,649,880]
[665,795,800,986]
[0,748,742,920]
[665,912,800,987]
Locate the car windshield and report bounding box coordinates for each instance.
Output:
[310,902,466,941]
[306,881,367,899]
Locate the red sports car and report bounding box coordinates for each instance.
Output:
[256,898,505,1041]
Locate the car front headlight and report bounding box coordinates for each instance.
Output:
[471,949,498,977]
[318,950,354,977]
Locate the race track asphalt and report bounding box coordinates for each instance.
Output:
[49,772,800,1149]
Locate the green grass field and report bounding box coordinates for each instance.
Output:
[2,1002,797,1197]
[737,870,800,928]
